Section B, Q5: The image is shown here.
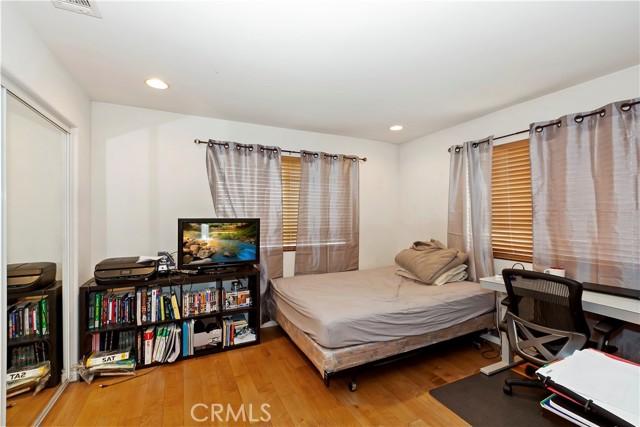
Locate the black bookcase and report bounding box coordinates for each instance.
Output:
[78,267,260,368]
[7,281,63,389]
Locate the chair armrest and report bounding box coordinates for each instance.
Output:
[593,317,623,336]
[592,317,624,351]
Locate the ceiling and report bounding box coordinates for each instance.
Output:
[10,1,640,144]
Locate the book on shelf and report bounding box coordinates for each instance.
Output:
[170,291,181,319]
[143,326,155,365]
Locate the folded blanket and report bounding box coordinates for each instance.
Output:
[394,239,468,284]
[396,265,469,286]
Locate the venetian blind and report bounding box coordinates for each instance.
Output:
[281,155,301,251]
[491,139,533,262]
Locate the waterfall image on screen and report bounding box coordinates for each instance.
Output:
[181,221,258,267]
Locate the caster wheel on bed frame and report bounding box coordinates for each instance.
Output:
[348,381,357,392]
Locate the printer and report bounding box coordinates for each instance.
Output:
[8,262,57,293]
[94,257,157,285]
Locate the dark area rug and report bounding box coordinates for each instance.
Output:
[430,370,573,427]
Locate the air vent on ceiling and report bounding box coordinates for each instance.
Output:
[52,0,102,19]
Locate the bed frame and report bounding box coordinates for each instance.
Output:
[269,299,495,391]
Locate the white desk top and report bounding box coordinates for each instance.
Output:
[479,276,640,325]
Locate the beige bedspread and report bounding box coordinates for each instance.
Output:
[270,266,494,348]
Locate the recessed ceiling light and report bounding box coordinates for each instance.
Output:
[145,78,169,90]
[389,125,403,131]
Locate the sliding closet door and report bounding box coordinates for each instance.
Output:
[2,88,70,426]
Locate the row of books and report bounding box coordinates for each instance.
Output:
[89,330,136,353]
[7,297,48,338]
[85,286,255,332]
[88,289,135,330]
[137,324,181,365]
[183,287,220,317]
[136,288,181,325]
[10,343,48,368]
[222,314,256,347]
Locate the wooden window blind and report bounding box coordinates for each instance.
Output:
[491,139,533,262]
[282,155,301,251]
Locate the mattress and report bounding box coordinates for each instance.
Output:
[270,265,495,348]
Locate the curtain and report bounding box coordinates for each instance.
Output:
[529,98,639,288]
[447,138,495,281]
[295,151,359,275]
[206,141,283,323]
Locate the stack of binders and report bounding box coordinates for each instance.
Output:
[536,349,639,427]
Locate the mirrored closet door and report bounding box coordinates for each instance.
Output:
[2,88,70,426]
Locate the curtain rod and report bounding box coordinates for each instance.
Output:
[447,129,529,153]
[194,139,367,162]
[448,99,640,153]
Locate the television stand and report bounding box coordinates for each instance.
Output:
[200,265,253,275]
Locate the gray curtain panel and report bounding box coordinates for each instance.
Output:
[529,98,639,288]
[206,141,284,322]
[294,151,360,275]
[447,138,495,282]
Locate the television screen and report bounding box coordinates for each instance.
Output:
[178,218,260,271]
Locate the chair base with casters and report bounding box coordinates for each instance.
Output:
[502,311,588,395]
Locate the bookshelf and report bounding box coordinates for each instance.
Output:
[78,267,260,369]
[7,281,63,389]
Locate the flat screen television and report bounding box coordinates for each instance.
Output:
[177,218,260,272]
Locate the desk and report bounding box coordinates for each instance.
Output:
[478,275,640,375]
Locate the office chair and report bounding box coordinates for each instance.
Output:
[500,269,621,395]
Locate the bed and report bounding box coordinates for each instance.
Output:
[269,265,495,389]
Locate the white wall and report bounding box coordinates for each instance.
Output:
[91,103,400,276]
[398,65,640,251]
[1,2,93,283]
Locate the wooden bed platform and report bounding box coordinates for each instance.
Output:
[269,299,495,390]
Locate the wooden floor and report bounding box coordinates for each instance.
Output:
[41,326,501,427]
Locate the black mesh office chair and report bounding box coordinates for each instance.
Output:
[500,269,621,395]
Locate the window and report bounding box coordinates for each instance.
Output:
[491,139,533,262]
[281,155,301,251]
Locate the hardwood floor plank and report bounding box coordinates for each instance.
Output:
[162,362,186,426]
[139,366,166,427]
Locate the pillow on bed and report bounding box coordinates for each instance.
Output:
[433,264,468,286]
